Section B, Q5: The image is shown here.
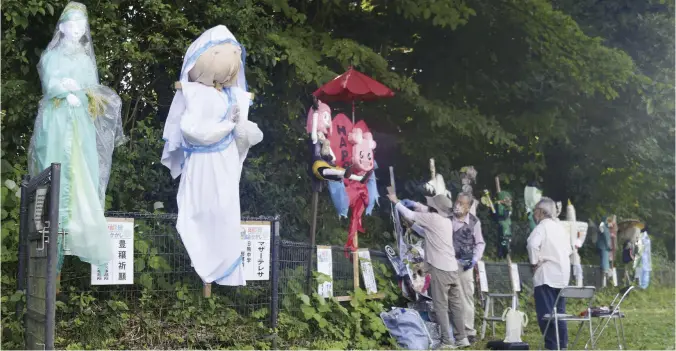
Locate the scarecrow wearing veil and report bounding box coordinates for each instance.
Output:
[161,25,262,286]
[28,2,126,271]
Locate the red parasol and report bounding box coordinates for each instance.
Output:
[313,66,394,123]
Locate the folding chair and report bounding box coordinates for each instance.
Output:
[575,285,634,350]
[541,286,596,350]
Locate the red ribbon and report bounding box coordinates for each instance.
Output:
[344,181,368,258]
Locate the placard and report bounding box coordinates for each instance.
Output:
[477,261,489,292]
[317,246,333,297]
[33,186,48,231]
[240,221,271,281]
[91,218,134,285]
[358,249,378,294]
[510,263,521,292]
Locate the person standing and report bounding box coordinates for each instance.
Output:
[386,189,470,349]
[527,197,572,350]
[451,192,485,343]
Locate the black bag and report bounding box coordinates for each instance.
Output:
[486,340,530,350]
[622,240,634,263]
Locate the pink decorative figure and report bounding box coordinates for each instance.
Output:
[348,128,376,173]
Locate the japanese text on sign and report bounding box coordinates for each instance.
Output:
[91,218,134,285]
[317,246,333,298]
[358,249,378,294]
[240,221,271,281]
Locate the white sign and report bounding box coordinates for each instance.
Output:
[33,186,48,231]
[358,249,378,294]
[91,218,134,285]
[317,246,333,297]
[240,221,271,281]
[477,261,489,292]
[510,263,521,292]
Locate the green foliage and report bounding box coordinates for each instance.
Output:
[276,263,400,350]
[1,0,674,346]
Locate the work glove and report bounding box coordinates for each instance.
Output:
[462,259,476,271]
[400,199,416,209]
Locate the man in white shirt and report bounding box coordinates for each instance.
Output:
[527,197,572,350]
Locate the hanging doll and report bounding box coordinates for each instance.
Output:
[480,189,513,258]
[524,182,543,231]
[324,114,379,253]
[306,98,370,192]
[597,215,617,286]
[560,200,588,286]
[27,2,126,272]
[459,166,479,215]
[161,25,263,286]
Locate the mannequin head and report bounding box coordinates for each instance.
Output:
[306,100,332,135]
[348,128,376,172]
[189,42,241,88]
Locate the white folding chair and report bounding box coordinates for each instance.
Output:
[541,286,596,350]
[574,285,634,350]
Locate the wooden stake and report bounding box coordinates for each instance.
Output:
[494,176,501,193]
[310,190,319,247]
[203,283,212,298]
[353,235,360,291]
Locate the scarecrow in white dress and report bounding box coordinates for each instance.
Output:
[161,25,263,286]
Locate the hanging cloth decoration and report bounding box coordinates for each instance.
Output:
[161,25,262,286]
[27,2,126,273]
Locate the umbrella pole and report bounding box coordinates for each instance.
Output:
[352,101,355,124]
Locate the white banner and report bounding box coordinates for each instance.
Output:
[317,246,333,297]
[358,249,378,294]
[240,221,271,281]
[91,218,134,285]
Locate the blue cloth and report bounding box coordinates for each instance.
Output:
[365,160,379,215]
[380,308,430,350]
[535,284,568,350]
[327,181,349,218]
[639,268,650,289]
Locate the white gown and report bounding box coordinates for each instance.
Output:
[161,25,262,286]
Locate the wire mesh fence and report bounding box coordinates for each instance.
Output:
[51,212,674,346]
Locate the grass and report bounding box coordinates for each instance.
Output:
[473,286,675,350]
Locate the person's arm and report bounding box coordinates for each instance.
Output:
[472,220,486,263]
[395,202,417,223]
[412,202,430,213]
[526,225,543,267]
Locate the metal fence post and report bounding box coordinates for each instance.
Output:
[16,175,30,317]
[45,163,61,350]
[270,215,281,349]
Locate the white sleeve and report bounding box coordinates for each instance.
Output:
[526,225,543,265]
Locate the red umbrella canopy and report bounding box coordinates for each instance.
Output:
[313,67,395,102]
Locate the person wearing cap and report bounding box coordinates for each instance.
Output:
[451,192,485,343]
[527,197,572,350]
[386,189,470,349]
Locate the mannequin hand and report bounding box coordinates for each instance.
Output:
[61,78,80,91]
[66,93,81,107]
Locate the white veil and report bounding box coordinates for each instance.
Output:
[161,25,250,179]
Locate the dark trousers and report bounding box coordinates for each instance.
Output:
[534,284,568,350]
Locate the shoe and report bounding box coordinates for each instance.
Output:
[437,343,457,350]
[467,335,476,344]
[455,338,471,348]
